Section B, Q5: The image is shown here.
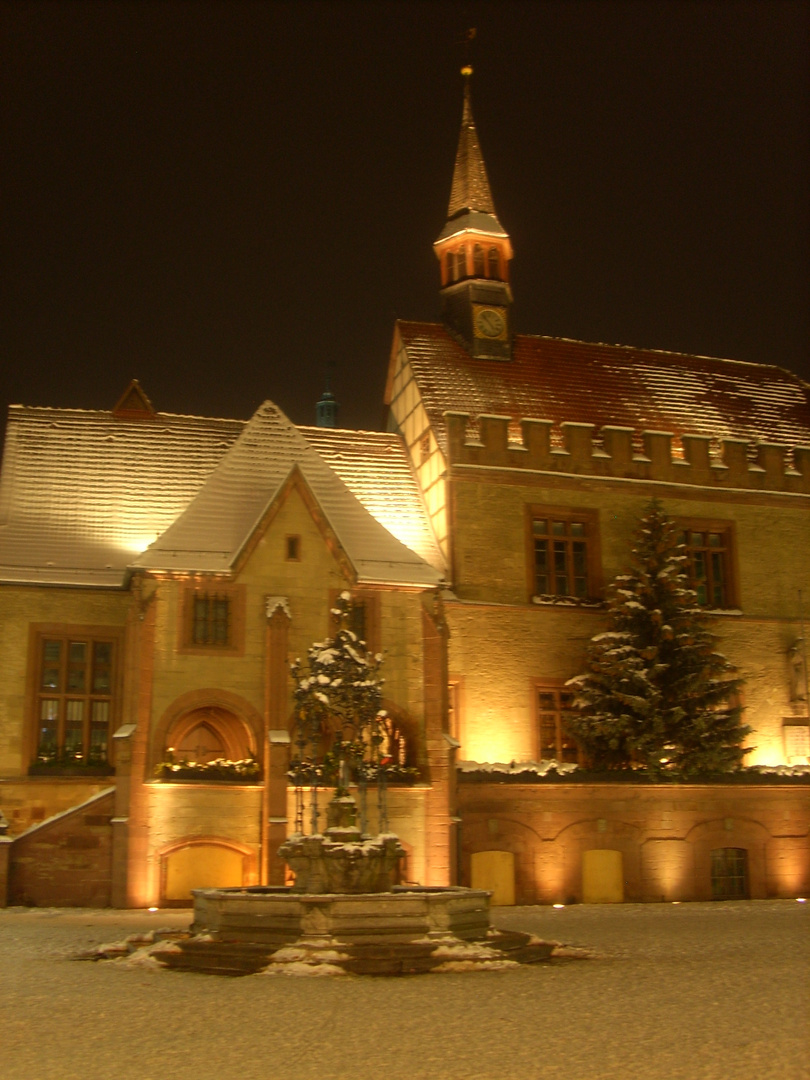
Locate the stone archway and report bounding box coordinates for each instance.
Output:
[152,689,264,771]
[169,706,251,763]
[158,836,257,905]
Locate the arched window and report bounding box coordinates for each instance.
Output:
[473,244,485,277]
[445,250,455,283]
[456,247,467,280]
[488,246,500,279]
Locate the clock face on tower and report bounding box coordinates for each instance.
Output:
[473,305,507,340]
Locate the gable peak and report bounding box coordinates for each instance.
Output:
[112,379,155,420]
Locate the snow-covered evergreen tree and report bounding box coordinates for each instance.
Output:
[566,500,750,778]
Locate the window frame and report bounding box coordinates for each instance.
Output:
[178,582,246,656]
[526,505,602,603]
[328,589,381,654]
[285,534,301,562]
[676,518,738,609]
[26,624,124,772]
[532,681,583,765]
[448,675,465,749]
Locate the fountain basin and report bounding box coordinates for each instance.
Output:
[192,884,491,945]
[150,884,557,975]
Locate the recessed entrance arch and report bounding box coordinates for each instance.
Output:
[159,838,257,905]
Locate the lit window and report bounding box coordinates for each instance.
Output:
[445,250,454,283]
[448,679,462,744]
[678,527,732,607]
[33,635,117,768]
[192,593,231,646]
[533,517,591,599]
[329,590,380,652]
[536,687,580,763]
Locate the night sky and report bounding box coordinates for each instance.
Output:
[2,1,808,450]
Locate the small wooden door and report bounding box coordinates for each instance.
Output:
[163,844,244,903]
[582,849,624,903]
[470,850,516,906]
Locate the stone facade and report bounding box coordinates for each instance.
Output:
[440,419,810,767]
[457,780,810,904]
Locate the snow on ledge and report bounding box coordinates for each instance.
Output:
[457,759,579,776]
[747,764,810,777]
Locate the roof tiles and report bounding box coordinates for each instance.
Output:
[0,407,243,585]
[136,402,442,587]
[396,321,810,456]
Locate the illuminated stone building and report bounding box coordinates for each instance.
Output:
[0,71,808,907]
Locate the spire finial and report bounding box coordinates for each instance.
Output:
[447,33,495,219]
[459,26,476,73]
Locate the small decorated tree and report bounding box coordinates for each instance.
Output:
[566,500,750,778]
[289,592,414,831]
[283,592,410,893]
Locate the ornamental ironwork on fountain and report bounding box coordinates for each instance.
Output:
[279,594,408,893]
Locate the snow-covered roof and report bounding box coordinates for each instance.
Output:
[0,398,445,588]
[134,401,443,587]
[298,426,445,574]
[0,406,243,586]
[392,321,810,456]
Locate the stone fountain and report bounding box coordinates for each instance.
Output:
[161,785,553,976]
[156,597,554,975]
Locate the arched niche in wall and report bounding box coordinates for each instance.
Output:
[152,688,264,770]
[158,835,258,905]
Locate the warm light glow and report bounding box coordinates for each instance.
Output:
[465,716,528,766]
[148,906,158,912]
[797,898,807,903]
[119,534,159,556]
[552,903,565,909]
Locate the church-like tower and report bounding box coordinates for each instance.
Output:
[434,66,513,360]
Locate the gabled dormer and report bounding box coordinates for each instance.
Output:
[434,66,513,360]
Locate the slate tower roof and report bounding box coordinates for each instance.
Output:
[448,67,497,219]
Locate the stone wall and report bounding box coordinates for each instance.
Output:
[457,780,810,904]
[5,788,114,907]
[0,778,116,836]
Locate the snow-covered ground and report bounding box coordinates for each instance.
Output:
[1,900,806,1080]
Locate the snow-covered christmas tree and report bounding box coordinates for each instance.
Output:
[566,500,750,778]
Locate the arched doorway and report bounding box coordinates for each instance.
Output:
[160,839,255,905]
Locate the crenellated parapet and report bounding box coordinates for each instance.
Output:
[444,412,810,495]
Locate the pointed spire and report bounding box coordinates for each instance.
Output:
[316,375,339,428]
[448,67,496,219]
